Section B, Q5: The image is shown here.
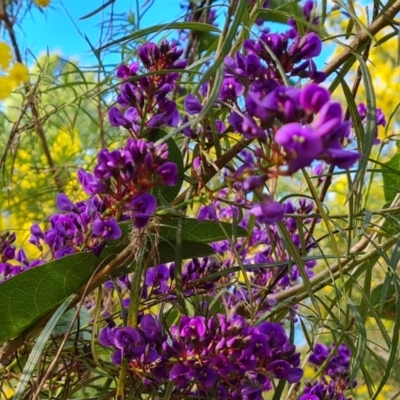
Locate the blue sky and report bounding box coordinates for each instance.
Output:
[19,0,184,64]
[18,1,332,69]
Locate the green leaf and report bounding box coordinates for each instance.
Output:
[157,240,215,263]
[159,218,248,243]
[382,143,400,204]
[370,283,397,320]
[79,0,116,20]
[198,32,219,53]
[0,237,213,345]
[148,128,184,204]
[0,252,100,345]
[347,54,376,201]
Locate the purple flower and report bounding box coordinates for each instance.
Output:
[130,192,157,229]
[140,314,161,342]
[241,386,263,400]
[242,116,266,140]
[169,363,188,380]
[243,175,267,191]
[113,326,141,351]
[2,246,15,261]
[108,106,129,127]
[180,316,207,339]
[138,42,161,69]
[286,367,304,383]
[198,205,218,222]
[54,246,75,259]
[275,123,323,172]
[219,77,245,101]
[196,367,218,388]
[250,200,284,224]
[157,162,178,186]
[295,33,322,61]
[30,223,44,239]
[309,343,329,365]
[56,193,75,212]
[300,83,330,114]
[323,148,360,169]
[312,101,346,146]
[357,102,386,145]
[92,218,122,240]
[184,94,202,115]
[99,327,115,347]
[77,169,107,195]
[298,395,320,400]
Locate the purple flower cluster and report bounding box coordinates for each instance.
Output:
[194,193,318,315]
[230,83,360,173]
[78,137,178,228]
[100,313,303,399]
[176,1,359,179]
[299,343,356,400]
[29,195,116,260]
[0,134,178,283]
[103,257,224,313]
[109,40,186,132]
[0,232,43,282]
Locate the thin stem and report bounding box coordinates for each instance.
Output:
[0,1,63,192]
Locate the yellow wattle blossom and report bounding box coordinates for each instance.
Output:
[8,62,29,86]
[0,42,12,70]
[34,0,51,7]
[0,76,12,99]
[0,42,29,100]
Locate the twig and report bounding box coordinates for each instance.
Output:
[172,137,252,206]
[323,0,400,77]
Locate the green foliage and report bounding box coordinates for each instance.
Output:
[382,143,400,205]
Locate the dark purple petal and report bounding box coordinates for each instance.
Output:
[198,367,218,388]
[157,162,178,186]
[109,106,129,127]
[322,148,360,169]
[56,193,75,212]
[114,327,141,350]
[180,316,207,339]
[300,83,330,113]
[184,94,202,115]
[250,200,284,224]
[169,363,188,380]
[243,175,266,191]
[92,218,122,240]
[298,395,319,400]
[286,367,304,383]
[275,123,323,158]
[138,42,161,69]
[30,223,44,239]
[78,169,107,195]
[99,327,115,347]
[268,359,290,379]
[111,349,122,365]
[198,205,218,222]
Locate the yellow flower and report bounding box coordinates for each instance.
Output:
[8,62,29,86]
[0,76,12,99]
[0,42,12,70]
[34,0,51,7]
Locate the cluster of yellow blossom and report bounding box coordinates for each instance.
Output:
[0,42,29,99]
[33,0,51,7]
